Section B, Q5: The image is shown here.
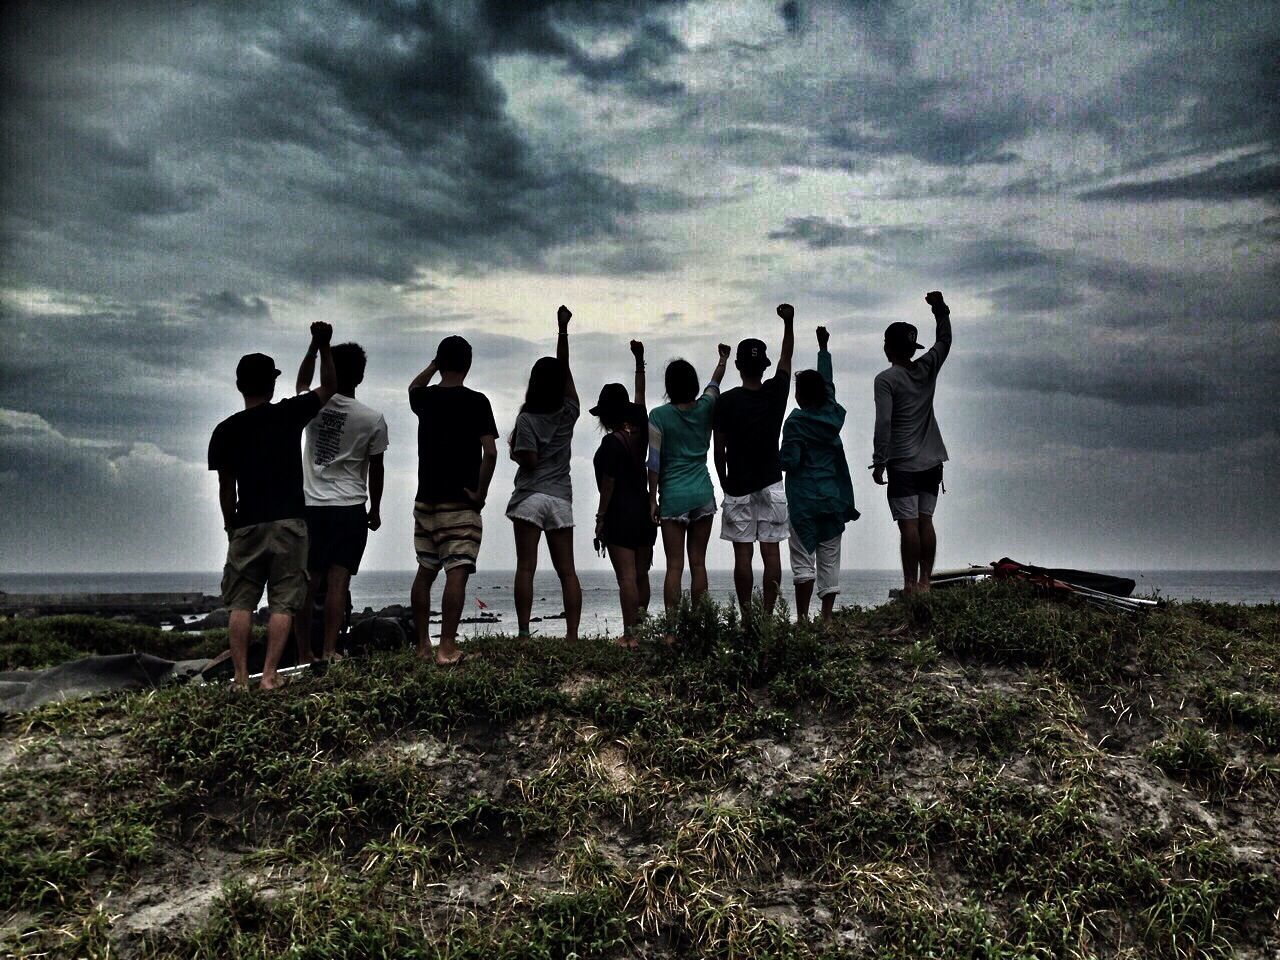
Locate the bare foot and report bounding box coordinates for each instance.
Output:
[917,581,931,593]
[435,650,468,666]
[259,674,287,691]
[416,644,434,661]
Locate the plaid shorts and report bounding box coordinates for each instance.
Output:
[413,501,483,573]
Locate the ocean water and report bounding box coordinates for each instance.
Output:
[1,569,1277,639]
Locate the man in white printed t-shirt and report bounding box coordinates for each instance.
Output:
[293,341,388,662]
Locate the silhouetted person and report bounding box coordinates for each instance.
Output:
[408,336,498,664]
[208,322,335,689]
[507,305,583,641]
[780,326,859,622]
[649,344,731,644]
[872,291,952,594]
[714,304,796,615]
[591,340,656,648]
[293,341,387,664]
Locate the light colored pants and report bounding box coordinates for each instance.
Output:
[789,533,842,597]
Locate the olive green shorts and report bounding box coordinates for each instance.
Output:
[221,518,310,614]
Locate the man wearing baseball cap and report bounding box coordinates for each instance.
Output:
[871,291,952,595]
[208,323,336,689]
[713,304,795,615]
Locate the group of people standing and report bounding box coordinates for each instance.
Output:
[209,294,952,689]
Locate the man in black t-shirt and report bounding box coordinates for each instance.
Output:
[208,322,336,689]
[408,335,499,666]
[713,303,795,614]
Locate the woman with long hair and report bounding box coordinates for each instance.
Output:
[647,343,731,643]
[590,340,657,648]
[506,305,582,641]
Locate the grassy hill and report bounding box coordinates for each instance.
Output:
[1,583,1278,958]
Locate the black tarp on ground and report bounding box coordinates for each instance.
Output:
[0,653,208,713]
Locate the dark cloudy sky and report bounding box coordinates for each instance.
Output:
[2,0,1277,574]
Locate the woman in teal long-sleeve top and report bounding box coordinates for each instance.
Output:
[779,326,859,621]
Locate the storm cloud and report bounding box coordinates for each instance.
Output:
[1,0,1277,572]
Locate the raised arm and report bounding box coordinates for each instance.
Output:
[709,343,731,388]
[776,303,795,377]
[296,340,317,395]
[816,326,835,401]
[631,340,645,410]
[310,322,336,405]
[409,359,438,393]
[920,290,952,373]
[557,305,577,402]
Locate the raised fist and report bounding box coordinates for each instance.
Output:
[718,343,732,360]
[630,340,644,358]
[925,291,947,308]
[816,326,829,349]
[310,321,333,345]
[777,303,795,322]
[557,305,572,326]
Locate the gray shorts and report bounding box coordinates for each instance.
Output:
[887,465,942,522]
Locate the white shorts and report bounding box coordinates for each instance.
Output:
[720,481,790,543]
[789,533,841,597]
[506,492,574,531]
[888,493,938,522]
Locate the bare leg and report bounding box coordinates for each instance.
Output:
[609,545,640,645]
[731,541,754,614]
[661,521,686,612]
[411,566,437,659]
[794,579,815,619]
[437,566,469,664]
[898,519,921,593]
[820,592,837,623]
[293,576,317,665]
[545,527,582,642]
[635,545,652,616]
[322,565,351,658]
[229,608,254,688]
[760,541,782,613]
[660,521,686,643]
[258,612,294,690]
[687,515,713,603]
[511,519,541,636]
[918,515,936,591]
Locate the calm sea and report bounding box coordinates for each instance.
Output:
[1,570,1276,639]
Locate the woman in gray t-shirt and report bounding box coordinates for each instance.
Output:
[506,306,582,640]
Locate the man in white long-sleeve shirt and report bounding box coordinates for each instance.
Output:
[872,291,952,594]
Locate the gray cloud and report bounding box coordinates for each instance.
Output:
[1077,154,1280,203]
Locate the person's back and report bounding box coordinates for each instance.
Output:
[872,312,951,472]
[303,393,388,507]
[508,396,580,507]
[212,396,322,527]
[407,335,499,666]
[208,323,336,690]
[410,383,498,505]
[780,327,858,620]
[295,341,388,663]
[650,393,718,517]
[871,292,952,595]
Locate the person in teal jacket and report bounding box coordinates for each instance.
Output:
[779,326,859,622]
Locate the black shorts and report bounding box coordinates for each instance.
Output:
[886,464,943,499]
[304,505,369,574]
